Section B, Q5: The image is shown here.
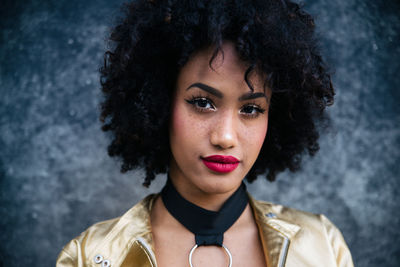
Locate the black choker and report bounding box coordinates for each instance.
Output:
[161,176,248,266]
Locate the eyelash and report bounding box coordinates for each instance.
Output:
[184,95,266,118]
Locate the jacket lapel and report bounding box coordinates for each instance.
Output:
[87,194,157,267]
[120,236,156,267]
[89,193,300,267]
[249,195,301,267]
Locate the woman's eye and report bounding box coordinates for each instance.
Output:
[240,105,265,117]
[185,97,215,111]
[185,97,265,117]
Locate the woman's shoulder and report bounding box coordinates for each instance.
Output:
[250,196,354,267]
[56,194,157,267]
[251,197,336,229]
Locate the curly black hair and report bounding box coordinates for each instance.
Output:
[99,0,334,187]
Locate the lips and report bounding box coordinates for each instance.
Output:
[201,155,240,173]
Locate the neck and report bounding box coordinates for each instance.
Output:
[173,185,235,211]
[168,163,241,211]
[159,176,249,247]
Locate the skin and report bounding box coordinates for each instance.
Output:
[151,41,270,267]
[168,41,271,211]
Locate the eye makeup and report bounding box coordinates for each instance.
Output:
[239,102,266,118]
[185,95,216,113]
[185,94,266,118]
[186,82,269,103]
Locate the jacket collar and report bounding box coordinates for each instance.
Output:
[248,194,301,267]
[86,194,157,267]
[88,193,301,267]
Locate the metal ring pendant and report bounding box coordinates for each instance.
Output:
[189,244,233,267]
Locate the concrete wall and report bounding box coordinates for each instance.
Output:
[1,0,399,266]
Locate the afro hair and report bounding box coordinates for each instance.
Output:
[99,0,334,187]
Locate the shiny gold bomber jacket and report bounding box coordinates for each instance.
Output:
[56,193,354,267]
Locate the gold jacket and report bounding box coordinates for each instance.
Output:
[56,194,354,267]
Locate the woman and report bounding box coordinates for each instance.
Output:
[57,0,354,266]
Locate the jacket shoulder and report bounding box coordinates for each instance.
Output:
[251,198,354,267]
[56,216,121,266]
[251,198,348,235]
[56,194,157,267]
[252,198,323,225]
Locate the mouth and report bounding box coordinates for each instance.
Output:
[201,155,240,173]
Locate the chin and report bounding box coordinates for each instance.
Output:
[195,173,244,195]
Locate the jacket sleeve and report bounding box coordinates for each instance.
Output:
[56,239,85,267]
[320,214,354,267]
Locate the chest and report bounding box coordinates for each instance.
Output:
[152,226,267,267]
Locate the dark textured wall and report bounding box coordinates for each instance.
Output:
[1,0,399,266]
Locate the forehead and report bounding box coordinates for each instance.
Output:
[177,42,266,93]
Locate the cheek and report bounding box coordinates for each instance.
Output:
[170,103,184,138]
[171,104,193,140]
[257,121,268,146]
[244,119,268,155]
[169,102,206,151]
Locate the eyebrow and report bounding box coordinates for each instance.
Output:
[186,82,268,101]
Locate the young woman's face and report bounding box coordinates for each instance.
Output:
[169,41,271,199]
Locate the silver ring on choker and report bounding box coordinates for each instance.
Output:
[189,244,232,267]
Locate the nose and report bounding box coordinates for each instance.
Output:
[210,110,238,149]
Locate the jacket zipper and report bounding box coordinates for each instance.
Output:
[278,237,290,267]
[137,237,157,267]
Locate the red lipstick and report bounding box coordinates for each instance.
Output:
[201,155,240,173]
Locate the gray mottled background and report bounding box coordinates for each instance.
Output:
[0,0,399,266]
